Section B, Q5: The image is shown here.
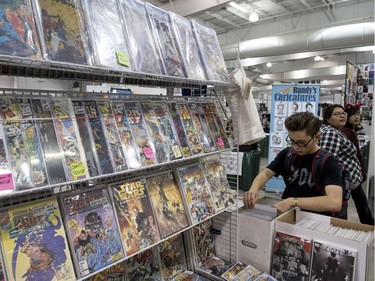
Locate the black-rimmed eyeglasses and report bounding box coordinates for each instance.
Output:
[285,135,313,148]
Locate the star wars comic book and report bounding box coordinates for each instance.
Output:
[191,219,216,268]
[202,160,235,213]
[87,261,126,281]
[140,102,170,164]
[176,163,215,225]
[50,97,88,182]
[167,102,192,158]
[125,246,162,281]
[159,233,187,281]
[187,102,216,153]
[196,256,233,281]
[110,177,161,256]
[0,97,32,190]
[221,261,247,281]
[110,101,141,169]
[71,99,100,178]
[123,101,156,166]
[175,102,203,155]
[31,97,67,184]
[0,0,41,59]
[152,101,182,161]
[145,3,186,77]
[33,0,90,64]
[97,100,128,172]
[145,171,189,238]
[60,188,124,279]
[83,100,114,175]
[0,197,76,281]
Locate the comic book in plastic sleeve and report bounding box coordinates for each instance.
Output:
[71,99,100,178]
[33,0,90,64]
[50,97,88,182]
[18,98,49,187]
[175,102,203,155]
[196,256,233,281]
[167,102,192,157]
[87,261,126,281]
[60,188,124,278]
[80,0,133,71]
[0,197,76,281]
[145,3,186,77]
[191,219,216,268]
[83,100,114,175]
[0,0,42,59]
[202,160,235,213]
[221,261,247,281]
[0,250,5,281]
[188,102,216,153]
[0,114,13,195]
[140,102,170,164]
[176,163,215,224]
[232,265,262,281]
[31,97,67,184]
[0,97,33,189]
[145,171,189,238]
[97,100,128,172]
[271,231,312,281]
[153,101,182,161]
[207,102,231,149]
[125,246,162,281]
[172,270,211,281]
[159,233,187,281]
[123,101,156,166]
[110,177,161,256]
[110,101,141,169]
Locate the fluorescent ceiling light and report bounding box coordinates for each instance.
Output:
[266,62,272,67]
[314,55,325,61]
[228,2,248,13]
[249,11,259,22]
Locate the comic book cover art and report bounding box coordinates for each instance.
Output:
[254,273,277,281]
[173,271,211,281]
[18,98,48,187]
[83,100,114,175]
[60,188,124,278]
[97,100,128,172]
[110,101,141,169]
[123,101,156,166]
[271,231,312,281]
[71,99,99,178]
[87,261,126,281]
[125,246,162,281]
[0,254,5,281]
[140,102,169,164]
[197,256,233,281]
[203,160,235,213]
[0,97,32,189]
[232,265,262,281]
[175,102,203,155]
[221,261,247,281]
[31,98,66,184]
[310,240,356,281]
[153,102,182,161]
[159,234,187,281]
[110,177,161,256]
[167,102,192,157]
[176,163,215,224]
[188,102,216,153]
[192,219,215,268]
[145,171,189,238]
[0,197,76,281]
[0,0,41,59]
[33,0,89,64]
[50,98,88,181]
[207,103,231,149]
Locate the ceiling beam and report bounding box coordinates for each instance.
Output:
[205,11,239,27]
[157,0,232,17]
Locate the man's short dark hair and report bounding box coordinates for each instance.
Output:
[285,112,320,136]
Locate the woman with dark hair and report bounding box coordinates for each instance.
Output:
[320,104,373,225]
[341,104,374,225]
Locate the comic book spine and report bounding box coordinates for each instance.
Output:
[123,101,156,166]
[110,101,141,169]
[50,98,88,181]
[0,97,33,189]
[97,100,128,171]
[153,102,183,160]
[83,100,114,175]
[140,102,170,163]
[71,99,100,177]
[175,102,203,155]
[167,102,192,157]
[30,98,67,184]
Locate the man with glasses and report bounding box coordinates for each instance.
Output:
[243,112,343,216]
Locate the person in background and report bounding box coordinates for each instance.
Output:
[320,104,374,225]
[341,104,374,225]
[243,112,343,216]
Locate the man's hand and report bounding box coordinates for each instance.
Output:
[242,189,259,208]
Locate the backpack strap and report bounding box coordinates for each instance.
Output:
[311,149,331,194]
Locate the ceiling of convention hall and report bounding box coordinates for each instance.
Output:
[143,0,375,96]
